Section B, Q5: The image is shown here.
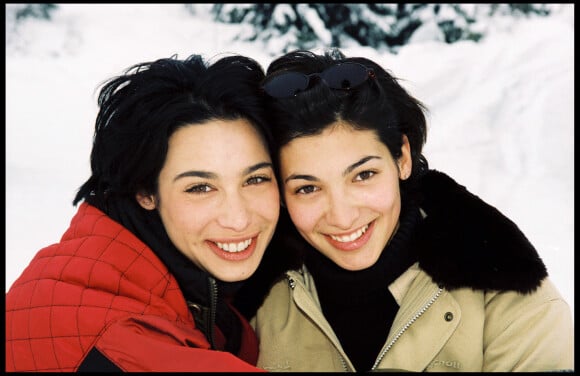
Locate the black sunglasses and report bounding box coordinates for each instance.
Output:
[262,62,375,98]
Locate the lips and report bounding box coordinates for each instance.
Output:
[324,220,375,251]
[207,235,258,261]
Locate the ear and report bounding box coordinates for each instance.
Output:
[398,134,412,180]
[136,192,157,210]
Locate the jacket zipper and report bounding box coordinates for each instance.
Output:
[338,354,349,372]
[207,276,218,349]
[186,277,219,349]
[371,288,443,370]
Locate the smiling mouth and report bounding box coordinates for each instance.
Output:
[324,221,375,252]
[214,238,253,253]
[329,224,370,243]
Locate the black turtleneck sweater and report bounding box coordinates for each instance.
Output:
[305,201,421,371]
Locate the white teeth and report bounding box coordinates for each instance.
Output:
[216,239,252,253]
[330,224,369,243]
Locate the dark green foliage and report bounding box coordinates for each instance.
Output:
[6,4,61,53]
[206,4,552,54]
[14,4,59,21]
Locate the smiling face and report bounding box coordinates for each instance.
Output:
[137,118,280,282]
[280,122,411,271]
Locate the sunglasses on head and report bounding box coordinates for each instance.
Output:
[262,62,375,99]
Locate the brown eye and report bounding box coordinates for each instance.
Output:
[186,184,213,194]
[296,185,319,195]
[354,170,376,181]
[245,175,272,186]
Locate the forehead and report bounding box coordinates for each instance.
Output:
[170,118,266,148]
[164,118,270,169]
[279,123,388,171]
[283,121,381,151]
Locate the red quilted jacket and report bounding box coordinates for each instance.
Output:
[5,203,264,372]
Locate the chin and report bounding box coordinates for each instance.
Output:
[333,260,369,272]
[333,254,380,272]
[216,265,259,283]
[215,271,249,283]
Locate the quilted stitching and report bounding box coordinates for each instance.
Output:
[5,203,191,371]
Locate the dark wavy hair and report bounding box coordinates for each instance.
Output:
[73,54,272,210]
[263,48,429,193]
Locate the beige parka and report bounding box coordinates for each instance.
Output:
[252,263,573,372]
[250,171,574,372]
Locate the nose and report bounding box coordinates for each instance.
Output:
[217,191,251,232]
[325,189,359,230]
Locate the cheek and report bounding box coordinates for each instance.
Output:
[255,187,281,221]
[286,199,320,233]
[364,185,401,215]
[163,203,205,234]
[158,194,214,237]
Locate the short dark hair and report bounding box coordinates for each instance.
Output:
[73,54,270,210]
[264,48,429,187]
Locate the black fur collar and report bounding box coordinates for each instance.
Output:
[415,170,547,294]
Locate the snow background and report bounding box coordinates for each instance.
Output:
[5,4,574,319]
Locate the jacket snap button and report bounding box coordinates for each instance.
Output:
[444,312,454,321]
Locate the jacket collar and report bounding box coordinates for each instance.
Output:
[414,170,547,294]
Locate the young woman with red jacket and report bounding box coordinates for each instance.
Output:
[5,54,280,372]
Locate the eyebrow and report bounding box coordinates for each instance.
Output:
[284,155,381,184]
[174,162,273,182]
[244,162,274,175]
[343,156,381,176]
[284,174,319,184]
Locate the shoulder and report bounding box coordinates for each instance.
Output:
[483,277,572,319]
[251,268,310,327]
[415,170,547,293]
[481,277,574,371]
[253,273,295,320]
[8,203,180,309]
